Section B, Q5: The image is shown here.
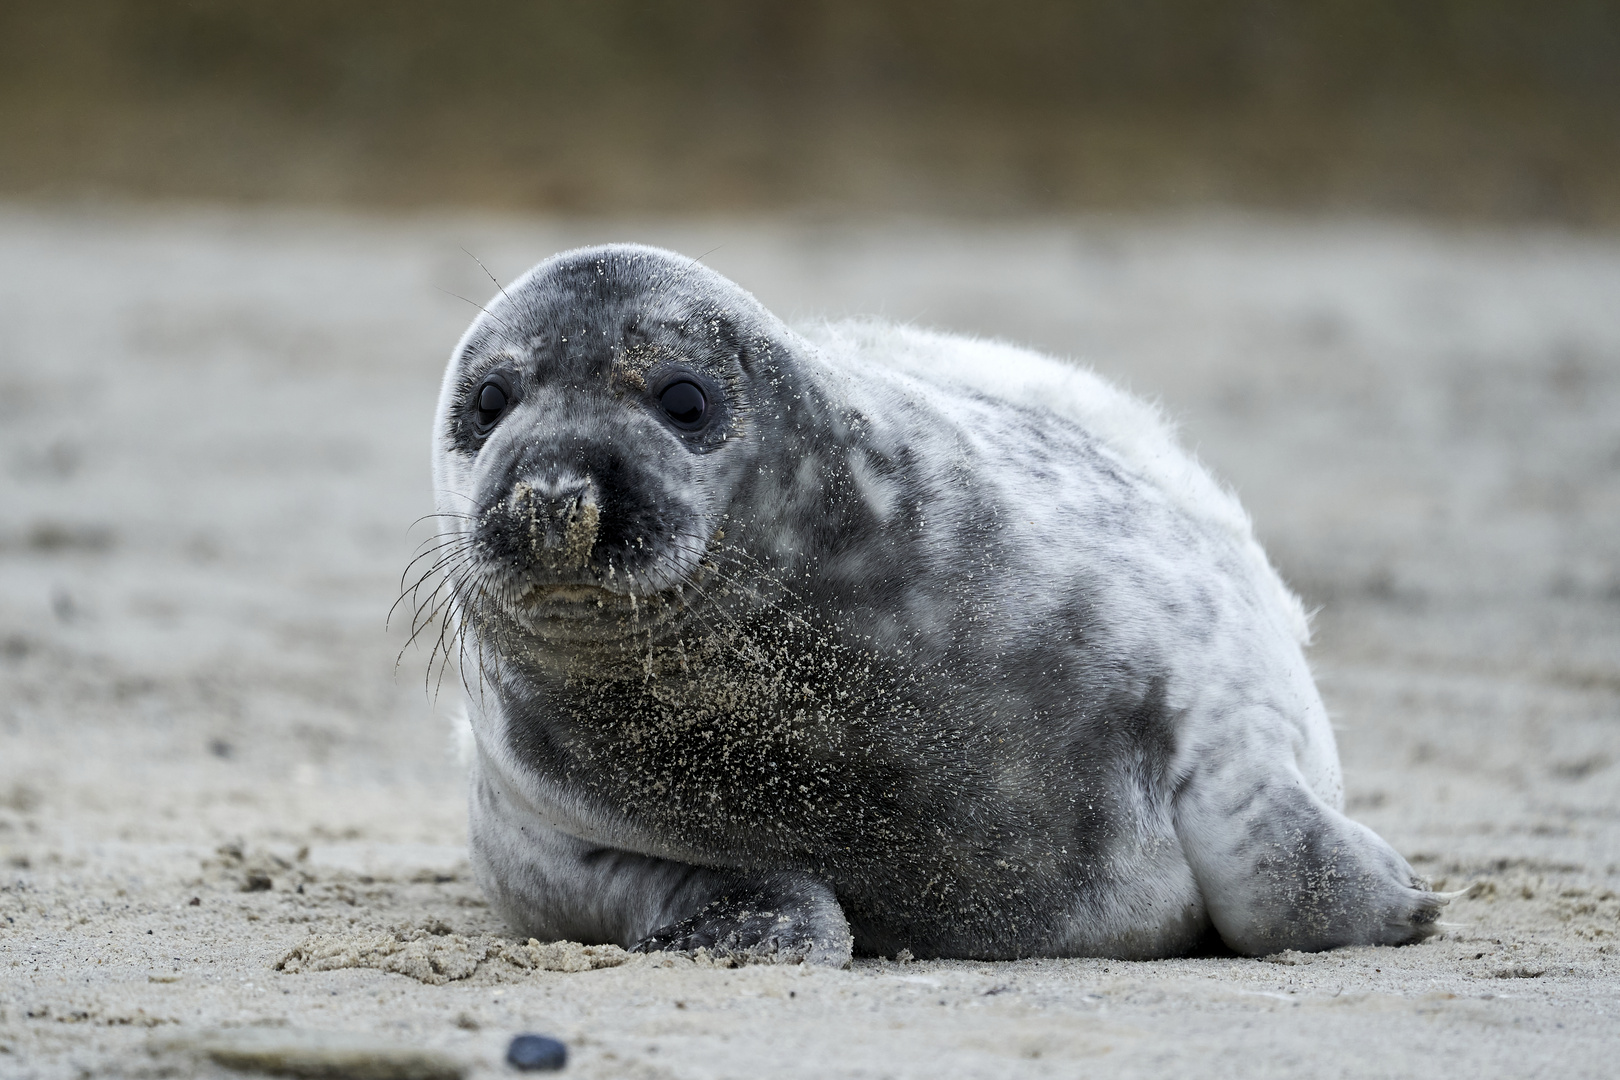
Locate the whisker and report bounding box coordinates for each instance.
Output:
[659,537,818,633]
[398,535,476,594]
[413,535,476,573]
[434,287,520,336]
[446,580,501,704]
[390,543,476,633]
[671,576,779,670]
[424,577,473,697]
[654,245,724,297]
[433,571,489,678]
[402,572,459,646]
[407,531,470,561]
[407,511,474,534]
[398,573,464,663]
[395,572,459,675]
[418,562,480,645]
[462,247,515,308]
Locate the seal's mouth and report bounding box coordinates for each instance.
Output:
[513,582,618,607]
[482,570,690,647]
[473,538,712,643]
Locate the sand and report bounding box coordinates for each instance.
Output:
[0,205,1616,1079]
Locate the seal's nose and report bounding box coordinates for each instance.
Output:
[482,478,600,572]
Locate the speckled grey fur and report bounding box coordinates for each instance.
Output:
[426,244,1443,965]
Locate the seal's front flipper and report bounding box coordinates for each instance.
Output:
[633,871,853,968]
[1174,713,1446,956]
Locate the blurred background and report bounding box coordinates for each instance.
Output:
[3,0,1619,221]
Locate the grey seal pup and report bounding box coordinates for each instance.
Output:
[421,243,1443,965]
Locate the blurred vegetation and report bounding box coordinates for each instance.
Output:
[2,0,1617,220]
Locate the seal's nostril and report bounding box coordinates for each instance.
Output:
[503,479,600,570]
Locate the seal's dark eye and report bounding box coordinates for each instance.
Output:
[478,382,507,415]
[472,374,511,433]
[659,381,708,428]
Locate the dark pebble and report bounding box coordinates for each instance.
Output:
[506,1034,567,1072]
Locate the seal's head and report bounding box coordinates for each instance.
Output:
[430,245,780,641]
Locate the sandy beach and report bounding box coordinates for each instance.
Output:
[1,205,1616,1078]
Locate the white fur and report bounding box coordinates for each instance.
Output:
[800,319,1311,646]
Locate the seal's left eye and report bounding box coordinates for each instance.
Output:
[473,375,511,433]
[659,381,708,429]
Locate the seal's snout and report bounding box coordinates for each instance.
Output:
[482,477,601,574]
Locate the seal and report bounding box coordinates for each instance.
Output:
[418,243,1444,965]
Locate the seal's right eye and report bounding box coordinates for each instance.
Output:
[472,374,512,434]
[659,380,708,429]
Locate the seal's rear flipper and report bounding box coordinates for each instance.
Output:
[1174,713,1446,956]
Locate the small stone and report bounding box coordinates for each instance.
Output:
[506,1034,567,1071]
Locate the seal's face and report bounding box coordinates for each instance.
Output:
[429,245,771,641]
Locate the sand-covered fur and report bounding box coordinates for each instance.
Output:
[430,245,1439,963]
